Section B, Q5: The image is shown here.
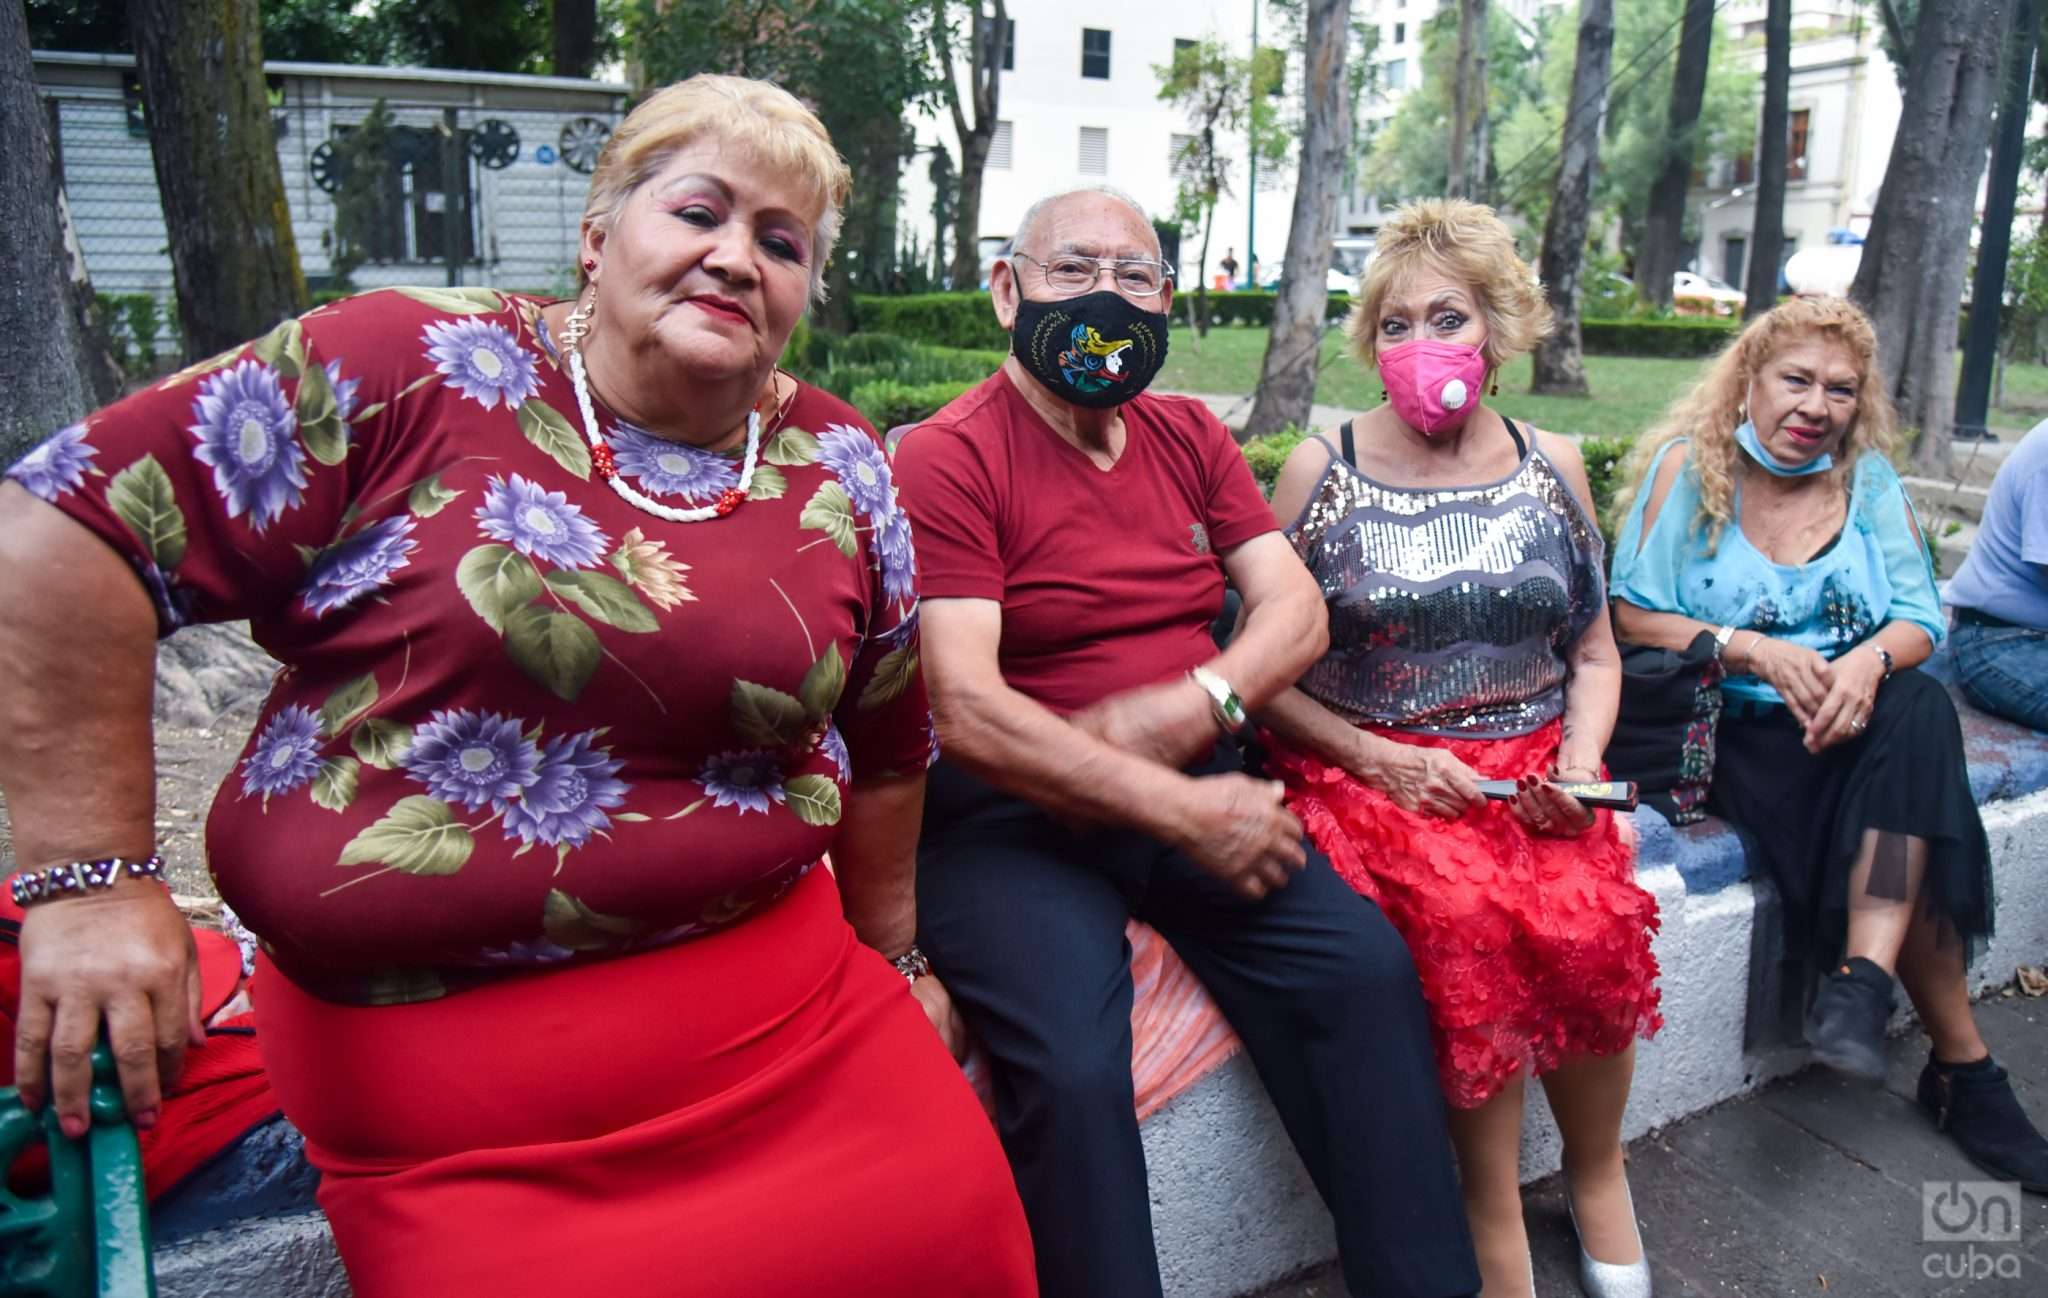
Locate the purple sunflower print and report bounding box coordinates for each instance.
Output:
[300,516,419,617]
[7,423,97,502]
[500,730,630,848]
[188,360,307,531]
[476,474,609,569]
[405,709,541,810]
[241,705,325,799]
[698,749,787,816]
[874,508,917,608]
[324,358,362,422]
[423,318,541,410]
[821,724,851,784]
[609,423,739,502]
[818,423,897,518]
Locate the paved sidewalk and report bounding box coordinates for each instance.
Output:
[1258,995,2048,1297]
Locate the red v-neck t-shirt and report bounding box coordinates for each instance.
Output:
[894,367,1275,714]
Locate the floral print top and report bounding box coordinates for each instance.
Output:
[8,288,930,1005]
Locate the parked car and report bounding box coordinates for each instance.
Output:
[1673,270,1746,317]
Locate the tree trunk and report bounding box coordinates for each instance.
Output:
[0,4,120,464]
[128,0,307,363]
[1447,0,1489,200]
[952,131,990,289]
[553,0,599,79]
[1742,0,1792,320]
[1850,0,2007,476]
[937,0,1003,291]
[1636,0,1717,312]
[1955,0,2035,440]
[1194,194,1216,338]
[1530,0,1614,398]
[1245,0,1352,440]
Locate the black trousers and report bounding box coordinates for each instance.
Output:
[917,748,1479,1298]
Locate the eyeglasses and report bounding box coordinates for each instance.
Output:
[1012,251,1174,298]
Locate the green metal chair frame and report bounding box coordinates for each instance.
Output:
[0,1044,156,1297]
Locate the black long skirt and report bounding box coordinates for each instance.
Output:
[1708,668,1993,1049]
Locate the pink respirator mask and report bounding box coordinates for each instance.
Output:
[1377,339,1491,436]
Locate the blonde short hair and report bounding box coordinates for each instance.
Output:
[1614,295,1897,551]
[581,74,853,302]
[1346,198,1551,371]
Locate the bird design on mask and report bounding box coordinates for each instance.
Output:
[1057,323,1135,393]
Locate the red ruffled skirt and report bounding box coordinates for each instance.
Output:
[255,865,1036,1298]
[1266,720,1663,1110]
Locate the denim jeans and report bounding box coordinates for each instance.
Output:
[1952,620,2048,733]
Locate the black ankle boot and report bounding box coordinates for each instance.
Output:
[1918,1054,2048,1193]
[1806,957,1895,1084]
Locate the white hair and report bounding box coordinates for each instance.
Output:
[1011,183,1158,258]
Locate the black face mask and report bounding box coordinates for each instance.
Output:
[1010,290,1170,410]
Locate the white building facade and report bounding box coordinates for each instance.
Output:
[897,2,1300,291]
[1690,3,1904,290]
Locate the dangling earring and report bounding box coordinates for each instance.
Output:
[563,290,596,351]
[1490,380,1499,397]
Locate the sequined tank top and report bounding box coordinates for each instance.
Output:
[1284,428,1606,737]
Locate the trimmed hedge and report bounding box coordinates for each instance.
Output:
[1190,290,1356,329]
[853,293,1008,350]
[850,379,978,431]
[1579,316,1738,358]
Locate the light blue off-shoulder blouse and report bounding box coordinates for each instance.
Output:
[1610,439,1945,706]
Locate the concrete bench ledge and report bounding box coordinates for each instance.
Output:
[156,654,2048,1298]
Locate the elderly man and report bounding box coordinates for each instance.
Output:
[893,185,1478,1298]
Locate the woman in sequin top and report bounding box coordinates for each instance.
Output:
[1612,297,2046,1194]
[1253,200,1662,1298]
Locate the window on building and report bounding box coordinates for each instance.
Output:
[329,120,478,265]
[1393,21,1406,43]
[1385,58,1408,91]
[1079,126,1109,175]
[988,119,1014,170]
[1723,235,1747,291]
[1175,38,1196,55]
[1788,108,1810,181]
[978,15,1014,71]
[1169,133,1199,181]
[1081,28,1111,79]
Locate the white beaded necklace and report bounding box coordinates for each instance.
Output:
[567,346,761,523]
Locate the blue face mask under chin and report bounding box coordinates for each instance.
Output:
[1735,418,1833,477]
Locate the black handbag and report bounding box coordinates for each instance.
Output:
[1604,631,1726,825]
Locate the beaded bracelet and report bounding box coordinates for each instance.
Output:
[9,853,166,908]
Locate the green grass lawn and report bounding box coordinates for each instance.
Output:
[1159,324,2048,441]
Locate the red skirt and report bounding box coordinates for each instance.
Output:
[255,865,1036,1298]
[1266,720,1663,1110]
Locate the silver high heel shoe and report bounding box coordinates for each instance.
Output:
[1566,1177,1652,1298]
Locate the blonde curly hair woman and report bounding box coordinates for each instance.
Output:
[1611,296,2048,1198]
[1257,199,1663,1298]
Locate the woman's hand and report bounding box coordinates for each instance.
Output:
[13,875,205,1138]
[1803,645,1886,752]
[1507,775,1598,838]
[909,974,970,1062]
[1349,738,1485,820]
[1743,635,1835,727]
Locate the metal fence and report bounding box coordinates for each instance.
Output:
[45,76,624,364]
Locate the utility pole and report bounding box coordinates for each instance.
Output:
[1956,0,2036,442]
[1247,0,1259,286]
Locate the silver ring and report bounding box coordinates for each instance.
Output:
[1851,716,1868,732]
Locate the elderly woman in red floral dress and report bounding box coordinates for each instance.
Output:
[0,75,1031,1298]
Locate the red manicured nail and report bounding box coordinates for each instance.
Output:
[59,1114,87,1140]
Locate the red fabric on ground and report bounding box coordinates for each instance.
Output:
[895,368,1276,714]
[256,864,1036,1298]
[1267,720,1664,1109]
